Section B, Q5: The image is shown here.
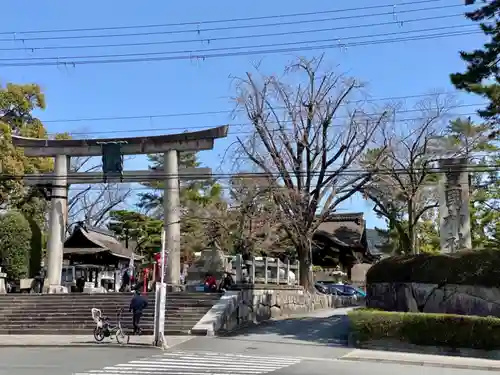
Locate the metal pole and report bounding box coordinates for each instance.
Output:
[160,229,166,284]
[153,229,167,348]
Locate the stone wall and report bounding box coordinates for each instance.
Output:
[367,282,500,316]
[237,285,332,322]
[191,284,360,335]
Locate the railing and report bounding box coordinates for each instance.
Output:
[228,255,300,285]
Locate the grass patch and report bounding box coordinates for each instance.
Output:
[348,309,500,350]
[366,248,500,287]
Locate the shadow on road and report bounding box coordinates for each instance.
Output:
[221,311,351,347]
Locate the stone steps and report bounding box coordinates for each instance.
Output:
[0,327,192,335]
[0,292,222,335]
[0,291,213,297]
[0,313,206,322]
[0,303,217,310]
[0,307,210,315]
[0,295,219,303]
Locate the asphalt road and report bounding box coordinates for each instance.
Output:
[0,308,493,375]
[0,344,493,375]
[0,346,159,375]
[268,359,494,375]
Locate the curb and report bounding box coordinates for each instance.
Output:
[347,336,500,360]
[0,343,161,349]
[340,356,500,372]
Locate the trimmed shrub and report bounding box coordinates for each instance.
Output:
[366,249,500,287]
[349,309,500,350]
[0,211,31,279]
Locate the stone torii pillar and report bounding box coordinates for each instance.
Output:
[164,149,181,288]
[45,154,68,292]
[12,126,229,292]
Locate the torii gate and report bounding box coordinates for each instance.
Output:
[12,125,228,293]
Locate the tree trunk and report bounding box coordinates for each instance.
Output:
[408,199,415,254]
[297,243,314,292]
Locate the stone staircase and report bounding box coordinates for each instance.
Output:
[0,292,221,335]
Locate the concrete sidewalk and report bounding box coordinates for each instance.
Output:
[341,349,500,371]
[0,334,193,348]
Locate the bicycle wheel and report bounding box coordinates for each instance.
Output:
[93,327,105,342]
[115,328,127,344]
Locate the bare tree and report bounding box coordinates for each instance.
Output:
[227,173,282,257]
[233,56,390,290]
[360,95,454,254]
[67,156,132,231]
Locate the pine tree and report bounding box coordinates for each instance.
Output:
[443,117,499,248]
[137,152,225,256]
[450,1,500,140]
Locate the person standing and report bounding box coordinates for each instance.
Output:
[129,289,148,335]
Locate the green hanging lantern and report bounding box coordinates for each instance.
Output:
[100,141,126,182]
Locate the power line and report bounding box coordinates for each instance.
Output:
[0,30,480,68]
[2,24,473,62]
[1,13,463,52]
[59,179,500,193]
[40,92,486,127]
[30,176,500,193]
[43,107,485,138]
[5,165,499,184]
[0,0,460,37]
[40,92,446,125]
[42,91,470,124]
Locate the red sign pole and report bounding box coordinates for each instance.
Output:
[143,268,149,294]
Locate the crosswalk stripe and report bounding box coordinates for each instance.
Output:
[74,350,302,375]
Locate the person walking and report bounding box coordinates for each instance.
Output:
[129,289,148,335]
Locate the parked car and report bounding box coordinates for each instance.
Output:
[330,284,366,297]
[314,282,329,294]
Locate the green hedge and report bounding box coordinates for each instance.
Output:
[0,211,31,280]
[349,309,500,350]
[366,249,500,287]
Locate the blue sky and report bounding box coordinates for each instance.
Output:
[1,0,485,228]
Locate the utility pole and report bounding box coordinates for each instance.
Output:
[153,229,167,349]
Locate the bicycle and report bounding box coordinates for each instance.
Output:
[91,307,129,344]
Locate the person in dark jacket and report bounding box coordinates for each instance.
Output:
[218,272,234,292]
[129,289,148,335]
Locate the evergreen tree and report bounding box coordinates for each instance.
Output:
[107,209,163,259]
[469,154,500,248]
[450,1,500,140]
[443,117,499,248]
[137,152,225,257]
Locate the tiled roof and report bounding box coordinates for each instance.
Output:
[64,224,143,260]
[316,213,365,247]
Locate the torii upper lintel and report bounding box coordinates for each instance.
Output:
[11,125,229,157]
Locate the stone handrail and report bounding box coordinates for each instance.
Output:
[228,255,300,286]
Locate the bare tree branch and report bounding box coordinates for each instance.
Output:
[360,94,455,254]
[67,156,132,230]
[233,56,391,290]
